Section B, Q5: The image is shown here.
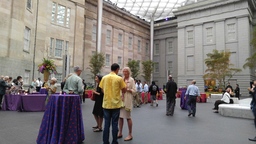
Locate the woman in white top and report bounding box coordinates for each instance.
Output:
[213,88,232,113]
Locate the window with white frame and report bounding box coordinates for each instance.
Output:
[154,43,159,55]
[24,70,30,84]
[105,54,110,66]
[65,41,69,55]
[54,73,62,83]
[187,30,194,45]
[168,61,173,73]
[227,23,236,41]
[27,0,32,9]
[187,55,194,71]
[49,38,54,57]
[138,40,141,52]
[51,2,71,27]
[146,43,149,55]
[154,62,159,73]
[118,34,123,47]
[128,37,132,49]
[206,27,213,43]
[167,41,173,53]
[106,30,111,45]
[24,27,31,51]
[55,39,63,57]
[92,25,97,41]
[118,56,122,66]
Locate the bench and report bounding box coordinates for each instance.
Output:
[207,94,222,103]
[218,98,253,119]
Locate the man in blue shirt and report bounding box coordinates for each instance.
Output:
[185,80,200,117]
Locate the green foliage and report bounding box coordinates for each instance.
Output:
[142,60,154,83]
[243,27,256,69]
[89,53,105,79]
[127,60,140,79]
[203,49,241,88]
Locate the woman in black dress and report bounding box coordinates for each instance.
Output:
[92,75,104,132]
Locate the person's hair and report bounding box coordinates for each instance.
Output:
[122,67,132,76]
[96,75,103,81]
[9,77,12,80]
[192,80,196,84]
[17,76,22,80]
[13,79,18,84]
[236,84,239,86]
[138,80,141,83]
[111,63,120,71]
[152,81,155,85]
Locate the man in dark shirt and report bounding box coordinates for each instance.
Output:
[165,75,177,116]
[225,82,233,92]
[249,80,256,142]
[0,76,10,110]
[149,81,160,107]
[234,84,240,100]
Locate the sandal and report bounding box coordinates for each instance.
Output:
[117,135,123,139]
[124,136,133,141]
[92,126,98,129]
[93,128,103,132]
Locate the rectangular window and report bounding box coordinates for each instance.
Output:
[154,62,159,73]
[206,27,213,43]
[24,27,30,51]
[128,37,132,49]
[227,24,236,41]
[65,41,69,55]
[230,52,237,67]
[118,56,122,66]
[54,73,62,83]
[168,61,173,73]
[92,25,97,41]
[187,55,194,71]
[49,38,54,57]
[24,70,30,84]
[118,34,122,48]
[187,30,194,45]
[146,43,149,55]
[167,42,173,53]
[51,3,70,28]
[138,40,141,52]
[105,54,110,66]
[51,2,56,22]
[154,43,159,55]
[55,39,63,57]
[27,0,32,9]
[106,30,111,45]
[92,51,96,55]
[66,8,71,27]
[128,58,132,62]
[57,5,65,26]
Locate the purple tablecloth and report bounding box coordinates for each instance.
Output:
[39,88,48,95]
[2,94,47,112]
[179,88,187,110]
[37,94,85,144]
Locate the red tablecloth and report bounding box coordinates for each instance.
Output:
[141,92,163,103]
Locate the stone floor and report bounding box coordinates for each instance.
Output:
[0,98,255,144]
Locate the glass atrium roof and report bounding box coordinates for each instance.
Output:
[105,0,197,21]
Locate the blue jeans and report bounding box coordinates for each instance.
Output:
[103,108,120,144]
[187,95,197,116]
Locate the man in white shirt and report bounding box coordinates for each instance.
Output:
[143,81,149,104]
[36,78,43,92]
[212,88,232,113]
[134,80,143,108]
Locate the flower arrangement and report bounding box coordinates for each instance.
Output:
[38,58,57,74]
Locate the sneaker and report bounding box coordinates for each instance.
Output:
[150,104,153,106]
[156,104,158,107]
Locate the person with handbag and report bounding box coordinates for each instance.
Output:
[92,75,104,132]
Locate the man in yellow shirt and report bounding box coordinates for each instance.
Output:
[99,63,127,144]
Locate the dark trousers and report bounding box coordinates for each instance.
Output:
[187,95,197,116]
[36,87,41,92]
[166,97,176,115]
[252,106,256,128]
[103,108,120,144]
[0,94,4,107]
[214,100,227,110]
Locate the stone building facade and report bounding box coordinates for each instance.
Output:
[0,0,150,86]
[153,0,256,95]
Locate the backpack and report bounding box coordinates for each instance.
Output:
[152,85,157,92]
